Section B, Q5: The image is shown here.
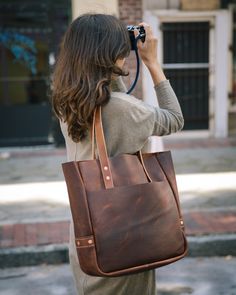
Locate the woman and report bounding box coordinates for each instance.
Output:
[52,13,184,295]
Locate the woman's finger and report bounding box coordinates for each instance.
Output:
[138,22,152,31]
[138,23,153,41]
[138,22,150,28]
[134,28,139,38]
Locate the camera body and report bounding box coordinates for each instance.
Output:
[127,25,146,50]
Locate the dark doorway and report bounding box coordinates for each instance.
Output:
[162,22,210,130]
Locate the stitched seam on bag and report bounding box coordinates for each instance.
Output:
[76,245,94,248]
[76,236,93,240]
[73,162,96,243]
[155,156,182,217]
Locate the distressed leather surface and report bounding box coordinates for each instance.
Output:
[62,107,188,277]
[88,179,185,272]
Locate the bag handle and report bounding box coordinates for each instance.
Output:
[93,106,152,189]
[94,107,114,189]
[91,109,96,160]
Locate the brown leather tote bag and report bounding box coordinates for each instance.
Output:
[62,106,188,277]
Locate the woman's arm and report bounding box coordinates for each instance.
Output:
[134,22,183,134]
[151,79,184,135]
[135,23,166,86]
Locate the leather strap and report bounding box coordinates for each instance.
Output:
[93,106,152,188]
[94,107,114,189]
[91,110,96,160]
[138,151,152,182]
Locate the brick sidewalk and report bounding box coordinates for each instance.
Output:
[1,210,236,249]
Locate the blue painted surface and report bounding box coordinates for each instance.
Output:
[0,30,37,74]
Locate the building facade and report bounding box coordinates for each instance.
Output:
[0,0,72,146]
[0,0,235,147]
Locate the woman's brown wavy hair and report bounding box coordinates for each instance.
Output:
[52,14,131,142]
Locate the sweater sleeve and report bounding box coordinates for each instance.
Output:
[102,79,184,155]
[150,79,184,135]
[110,78,183,136]
[120,79,184,137]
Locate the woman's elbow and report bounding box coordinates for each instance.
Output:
[178,115,184,131]
[172,115,184,133]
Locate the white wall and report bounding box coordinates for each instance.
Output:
[72,0,119,19]
[214,10,230,137]
[143,9,231,138]
[143,0,180,10]
[141,11,164,152]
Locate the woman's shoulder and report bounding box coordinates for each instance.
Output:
[108,91,151,113]
[103,91,155,133]
[110,91,142,104]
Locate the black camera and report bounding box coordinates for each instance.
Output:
[127,25,146,50]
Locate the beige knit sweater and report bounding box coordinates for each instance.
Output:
[60,78,184,295]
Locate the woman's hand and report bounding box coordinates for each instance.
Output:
[134,23,158,68]
[135,23,166,85]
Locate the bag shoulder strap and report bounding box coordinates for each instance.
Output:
[94,106,114,189]
[93,106,152,188]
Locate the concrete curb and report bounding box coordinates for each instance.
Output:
[188,234,236,257]
[1,235,236,268]
[0,244,69,268]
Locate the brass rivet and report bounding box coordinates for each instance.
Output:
[88,239,93,245]
[76,241,80,246]
[180,220,184,225]
[106,176,110,180]
[104,166,108,171]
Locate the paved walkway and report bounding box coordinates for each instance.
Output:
[0,257,236,295]
[0,137,236,267]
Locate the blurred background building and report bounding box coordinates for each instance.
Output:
[0,0,236,147]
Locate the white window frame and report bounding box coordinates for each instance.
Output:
[143,9,232,138]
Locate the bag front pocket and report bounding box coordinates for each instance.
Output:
[87,180,185,273]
